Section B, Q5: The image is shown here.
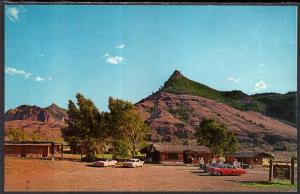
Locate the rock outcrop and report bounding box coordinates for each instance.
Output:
[5,104,67,123]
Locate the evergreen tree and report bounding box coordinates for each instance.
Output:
[195,118,238,156]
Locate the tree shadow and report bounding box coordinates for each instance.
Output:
[61,157,82,162]
[85,164,99,168]
[190,170,207,174]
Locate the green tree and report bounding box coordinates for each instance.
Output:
[108,97,149,158]
[6,127,28,141]
[195,118,238,156]
[62,93,105,158]
[113,140,131,159]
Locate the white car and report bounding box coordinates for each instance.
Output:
[123,159,144,168]
[94,159,117,167]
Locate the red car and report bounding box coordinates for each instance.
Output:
[208,164,246,176]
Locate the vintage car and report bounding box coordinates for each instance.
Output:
[208,164,246,176]
[201,163,220,172]
[94,159,118,167]
[123,159,144,168]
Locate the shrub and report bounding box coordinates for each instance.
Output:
[82,152,98,162]
[6,127,28,141]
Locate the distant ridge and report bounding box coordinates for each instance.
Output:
[5,103,67,123]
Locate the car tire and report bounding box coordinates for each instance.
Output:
[217,172,222,176]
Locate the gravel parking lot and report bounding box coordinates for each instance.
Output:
[4,157,297,192]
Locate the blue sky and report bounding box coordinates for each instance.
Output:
[5,5,297,111]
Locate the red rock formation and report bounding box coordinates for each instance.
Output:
[5,104,67,123]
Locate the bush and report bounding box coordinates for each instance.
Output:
[82,152,97,162]
[6,127,28,141]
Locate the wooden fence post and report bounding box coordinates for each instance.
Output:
[61,143,64,160]
[80,141,83,160]
[269,158,272,182]
[291,158,294,185]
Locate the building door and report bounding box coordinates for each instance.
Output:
[21,146,26,157]
[183,150,194,164]
[42,146,48,157]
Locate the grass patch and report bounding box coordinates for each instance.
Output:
[96,152,145,160]
[241,180,297,190]
[96,154,113,159]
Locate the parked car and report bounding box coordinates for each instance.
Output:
[201,163,220,172]
[208,164,246,176]
[94,159,117,167]
[123,159,144,168]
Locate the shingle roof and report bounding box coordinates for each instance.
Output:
[226,151,274,158]
[5,141,62,146]
[153,143,211,153]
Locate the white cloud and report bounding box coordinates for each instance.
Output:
[105,56,124,65]
[102,52,124,65]
[227,77,240,83]
[39,53,45,57]
[253,81,267,92]
[115,44,125,49]
[102,53,111,58]
[259,63,265,66]
[5,66,52,83]
[5,67,32,79]
[35,76,46,82]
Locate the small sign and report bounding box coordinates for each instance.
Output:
[273,165,290,179]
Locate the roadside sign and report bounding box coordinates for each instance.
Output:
[269,158,295,185]
[273,165,290,179]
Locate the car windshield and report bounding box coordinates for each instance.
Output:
[220,165,229,168]
[129,159,138,162]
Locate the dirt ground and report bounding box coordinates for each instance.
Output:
[4,156,297,192]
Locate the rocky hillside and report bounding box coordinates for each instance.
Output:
[5,104,67,142]
[136,70,297,154]
[45,103,68,122]
[5,103,67,123]
[5,120,66,142]
[161,70,296,126]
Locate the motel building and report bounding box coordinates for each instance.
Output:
[225,151,274,168]
[149,143,212,165]
[4,141,64,159]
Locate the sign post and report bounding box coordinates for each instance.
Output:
[291,158,294,185]
[269,159,272,182]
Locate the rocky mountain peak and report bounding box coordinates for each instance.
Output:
[170,70,184,79]
[47,103,60,109]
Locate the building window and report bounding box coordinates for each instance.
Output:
[167,153,179,160]
[254,158,259,162]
